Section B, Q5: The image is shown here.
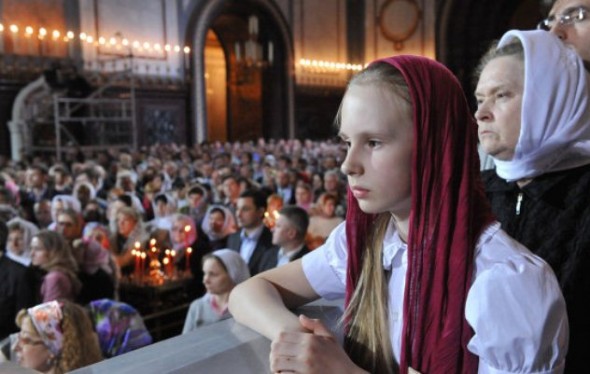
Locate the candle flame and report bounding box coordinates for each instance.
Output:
[141,252,147,259]
[187,247,193,254]
[171,250,176,257]
[150,238,156,246]
[184,225,191,232]
[134,241,141,249]
[163,257,169,265]
[131,249,136,255]
[165,249,170,256]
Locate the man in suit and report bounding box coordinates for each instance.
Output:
[227,189,273,276]
[257,206,310,274]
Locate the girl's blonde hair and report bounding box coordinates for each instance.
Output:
[339,62,412,373]
[16,300,103,373]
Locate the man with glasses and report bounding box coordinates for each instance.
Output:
[539,1,590,62]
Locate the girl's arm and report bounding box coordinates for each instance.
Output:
[229,259,319,340]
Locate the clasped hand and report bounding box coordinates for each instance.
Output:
[269,314,367,374]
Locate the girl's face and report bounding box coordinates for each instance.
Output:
[15,317,53,371]
[209,211,226,234]
[7,230,25,256]
[30,237,51,267]
[202,258,234,295]
[475,55,524,161]
[339,83,413,218]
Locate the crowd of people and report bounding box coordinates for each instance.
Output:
[1,0,590,372]
[0,135,349,370]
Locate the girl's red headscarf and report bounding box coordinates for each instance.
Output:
[345,55,495,373]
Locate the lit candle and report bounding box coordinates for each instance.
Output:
[163,257,170,278]
[140,252,147,284]
[39,28,47,56]
[9,24,19,54]
[66,31,74,59]
[183,46,190,69]
[185,247,192,273]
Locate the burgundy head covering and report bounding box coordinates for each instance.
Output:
[344,55,494,373]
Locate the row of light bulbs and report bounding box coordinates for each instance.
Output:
[298,59,364,72]
[1,23,364,70]
[0,22,190,54]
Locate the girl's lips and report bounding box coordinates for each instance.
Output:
[351,187,369,198]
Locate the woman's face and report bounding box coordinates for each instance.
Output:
[171,222,189,245]
[339,83,413,218]
[30,237,51,267]
[209,211,226,234]
[475,55,524,161]
[322,199,336,217]
[202,258,234,295]
[15,317,53,371]
[117,214,137,237]
[7,229,25,256]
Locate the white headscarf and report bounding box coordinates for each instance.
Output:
[493,30,590,181]
[201,205,236,241]
[5,217,39,266]
[210,249,250,285]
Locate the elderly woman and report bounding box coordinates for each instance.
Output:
[30,230,81,303]
[14,300,103,373]
[169,214,213,298]
[182,249,250,334]
[109,206,148,276]
[475,29,590,373]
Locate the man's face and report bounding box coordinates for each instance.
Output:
[236,197,263,230]
[548,0,590,61]
[272,214,294,246]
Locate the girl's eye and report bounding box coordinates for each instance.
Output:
[368,140,380,148]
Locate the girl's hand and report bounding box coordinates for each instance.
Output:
[269,314,367,374]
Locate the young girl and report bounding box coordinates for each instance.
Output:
[229,56,568,373]
[30,230,81,303]
[183,249,250,334]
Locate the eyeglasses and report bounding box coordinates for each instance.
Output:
[537,6,589,30]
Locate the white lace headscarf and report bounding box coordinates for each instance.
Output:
[493,30,590,181]
[209,249,250,285]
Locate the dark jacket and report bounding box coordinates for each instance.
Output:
[256,245,310,274]
[482,164,590,374]
[227,226,273,276]
[0,254,36,339]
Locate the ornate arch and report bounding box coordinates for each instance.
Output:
[181,0,295,143]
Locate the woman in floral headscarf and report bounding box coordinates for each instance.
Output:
[14,300,102,373]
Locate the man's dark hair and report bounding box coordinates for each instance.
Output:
[239,189,267,210]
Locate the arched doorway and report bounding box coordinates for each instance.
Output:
[184,0,294,144]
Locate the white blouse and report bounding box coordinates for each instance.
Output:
[302,221,568,374]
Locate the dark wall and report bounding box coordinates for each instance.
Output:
[294,87,343,140]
